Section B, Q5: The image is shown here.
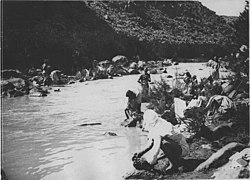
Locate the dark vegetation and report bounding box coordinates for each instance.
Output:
[3,1,247,74]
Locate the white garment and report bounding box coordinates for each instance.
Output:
[174,98,186,119]
[142,110,189,164]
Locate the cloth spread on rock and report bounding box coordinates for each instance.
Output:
[174,98,186,119]
[205,95,234,116]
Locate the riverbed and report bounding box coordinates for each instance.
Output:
[1,63,230,180]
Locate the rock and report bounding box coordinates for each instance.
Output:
[129,62,138,69]
[29,92,47,97]
[79,122,101,126]
[1,78,29,97]
[104,132,117,136]
[68,81,75,84]
[54,89,61,92]
[112,55,127,64]
[212,148,250,179]
[3,78,26,89]
[1,81,15,92]
[128,69,140,74]
[1,69,22,79]
[167,75,173,78]
[150,68,158,74]
[195,142,245,171]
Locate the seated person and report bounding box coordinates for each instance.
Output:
[133,110,189,173]
[124,90,142,127]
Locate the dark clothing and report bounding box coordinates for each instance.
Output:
[138,74,151,88]
[160,137,182,168]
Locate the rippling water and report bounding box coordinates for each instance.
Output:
[2,63,225,180]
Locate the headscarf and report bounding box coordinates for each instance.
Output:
[143,109,159,131]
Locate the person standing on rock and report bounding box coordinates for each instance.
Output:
[138,67,151,102]
[41,59,52,86]
[132,109,189,174]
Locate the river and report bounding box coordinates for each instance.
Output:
[1,63,227,180]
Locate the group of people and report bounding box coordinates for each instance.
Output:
[124,67,190,174]
[124,68,151,126]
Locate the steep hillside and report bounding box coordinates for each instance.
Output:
[2,1,236,73]
[221,15,238,24]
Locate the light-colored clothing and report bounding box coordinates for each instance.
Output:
[174,98,186,119]
[142,110,189,164]
[50,70,60,84]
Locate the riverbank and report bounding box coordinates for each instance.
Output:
[123,63,249,179]
[2,62,249,180]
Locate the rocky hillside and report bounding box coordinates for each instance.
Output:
[3,1,236,74]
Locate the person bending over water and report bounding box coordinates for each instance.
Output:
[132,109,189,173]
[124,90,143,127]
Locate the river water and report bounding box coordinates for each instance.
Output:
[2,63,227,180]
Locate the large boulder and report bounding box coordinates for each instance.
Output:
[129,62,138,69]
[162,59,172,66]
[128,69,140,74]
[2,69,22,79]
[112,55,127,64]
[99,60,111,68]
[1,78,30,97]
[2,78,27,89]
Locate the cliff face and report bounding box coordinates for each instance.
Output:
[2,1,236,73]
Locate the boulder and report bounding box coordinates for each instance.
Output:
[150,68,158,74]
[1,69,22,79]
[112,55,127,64]
[129,62,138,69]
[1,78,29,96]
[128,69,140,74]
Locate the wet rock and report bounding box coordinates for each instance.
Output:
[104,132,117,136]
[79,122,101,126]
[1,78,29,97]
[68,81,76,84]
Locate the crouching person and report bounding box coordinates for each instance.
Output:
[132,109,189,174]
[123,90,143,127]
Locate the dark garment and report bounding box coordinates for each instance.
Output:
[138,74,151,88]
[160,137,182,168]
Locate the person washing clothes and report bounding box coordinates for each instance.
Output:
[124,89,143,127]
[132,109,189,173]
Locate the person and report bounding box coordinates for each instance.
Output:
[125,89,142,117]
[211,58,220,80]
[41,59,52,86]
[190,75,198,97]
[124,89,143,127]
[132,109,189,173]
[183,71,192,94]
[138,67,151,101]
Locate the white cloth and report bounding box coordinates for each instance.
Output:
[142,110,189,164]
[174,98,186,119]
[50,70,60,83]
